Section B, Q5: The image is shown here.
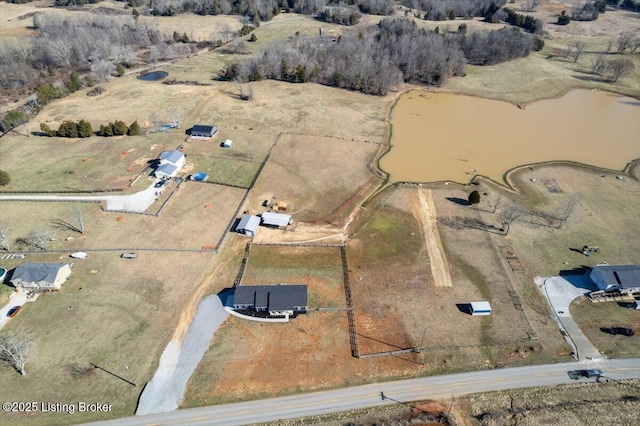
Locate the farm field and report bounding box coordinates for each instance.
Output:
[246,134,383,223]
[1,2,639,424]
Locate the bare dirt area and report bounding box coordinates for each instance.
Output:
[247,134,382,223]
[464,380,640,425]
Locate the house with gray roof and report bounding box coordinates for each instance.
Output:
[155,150,186,179]
[590,264,640,293]
[233,284,307,316]
[10,263,73,291]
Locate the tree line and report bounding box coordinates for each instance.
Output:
[401,0,506,20]
[226,17,541,95]
[39,120,141,138]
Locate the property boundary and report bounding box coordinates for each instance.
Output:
[341,245,360,358]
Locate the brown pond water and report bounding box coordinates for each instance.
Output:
[381,90,640,184]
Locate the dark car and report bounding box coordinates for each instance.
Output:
[610,327,634,336]
[154,181,166,188]
[7,306,22,318]
[568,369,603,380]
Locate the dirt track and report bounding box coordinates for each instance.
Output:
[418,188,452,287]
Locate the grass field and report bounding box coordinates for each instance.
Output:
[0,249,221,425]
[571,297,640,358]
[463,380,640,425]
[247,134,383,223]
[241,245,345,308]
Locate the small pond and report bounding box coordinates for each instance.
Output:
[138,71,169,81]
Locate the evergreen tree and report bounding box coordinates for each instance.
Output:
[77,120,93,138]
[128,121,141,136]
[0,169,10,186]
[468,190,481,205]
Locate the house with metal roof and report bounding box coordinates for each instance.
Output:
[261,212,292,228]
[10,263,73,291]
[233,285,307,316]
[191,125,218,138]
[237,214,260,237]
[155,150,186,179]
[590,264,640,293]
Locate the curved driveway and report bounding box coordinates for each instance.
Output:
[543,275,602,361]
[88,358,640,426]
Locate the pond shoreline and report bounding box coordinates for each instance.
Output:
[376,88,640,188]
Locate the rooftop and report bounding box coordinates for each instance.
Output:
[11,263,70,284]
[593,264,640,288]
[159,150,185,164]
[234,285,308,311]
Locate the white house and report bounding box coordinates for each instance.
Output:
[10,263,73,291]
[589,264,640,293]
[155,150,186,179]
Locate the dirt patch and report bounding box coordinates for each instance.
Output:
[416,188,452,287]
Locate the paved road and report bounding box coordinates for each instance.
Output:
[544,275,602,360]
[87,358,640,426]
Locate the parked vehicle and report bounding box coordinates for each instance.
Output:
[568,369,603,380]
[70,252,88,259]
[121,253,138,259]
[610,327,634,336]
[7,306,22,317]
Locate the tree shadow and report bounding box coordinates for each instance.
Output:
[439,216,504,234]
[446,197,470,206]
[572,74,608,83]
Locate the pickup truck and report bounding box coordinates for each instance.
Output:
[568,369,603,380]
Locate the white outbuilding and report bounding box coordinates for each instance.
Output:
[470,301,492,316]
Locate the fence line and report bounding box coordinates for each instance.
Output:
[341,245,360,358]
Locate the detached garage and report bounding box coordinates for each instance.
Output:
[470,301,492,316]
[237,214,260,237]
[261,212,292,228]
[191,125,218,138]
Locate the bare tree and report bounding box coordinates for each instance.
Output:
[149,112,161,131]
[630,37,640,54]
[570,40,586,63]
[500,203,525,236]
[25,229,55,250]
[591,53,606,75]
[53,208,84,234]
[0,226,9,251]
[522,0,541,12]
[216,23,234,44]
[607,58,635,83]
[615,32,634,54]
[557,196,578,229]
[606,38,615,53]
[91,60,115,82]
[0,329,36,376]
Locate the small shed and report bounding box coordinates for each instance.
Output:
[191,125,218,138]
[470,301,492,316]
[222,139,233,149]
[261,212,292,228]
[190,172,208,182]
[237,214,260,237]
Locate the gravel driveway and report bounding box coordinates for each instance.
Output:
[136,295,229,415]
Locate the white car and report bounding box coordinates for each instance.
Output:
[70,252,88,259]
